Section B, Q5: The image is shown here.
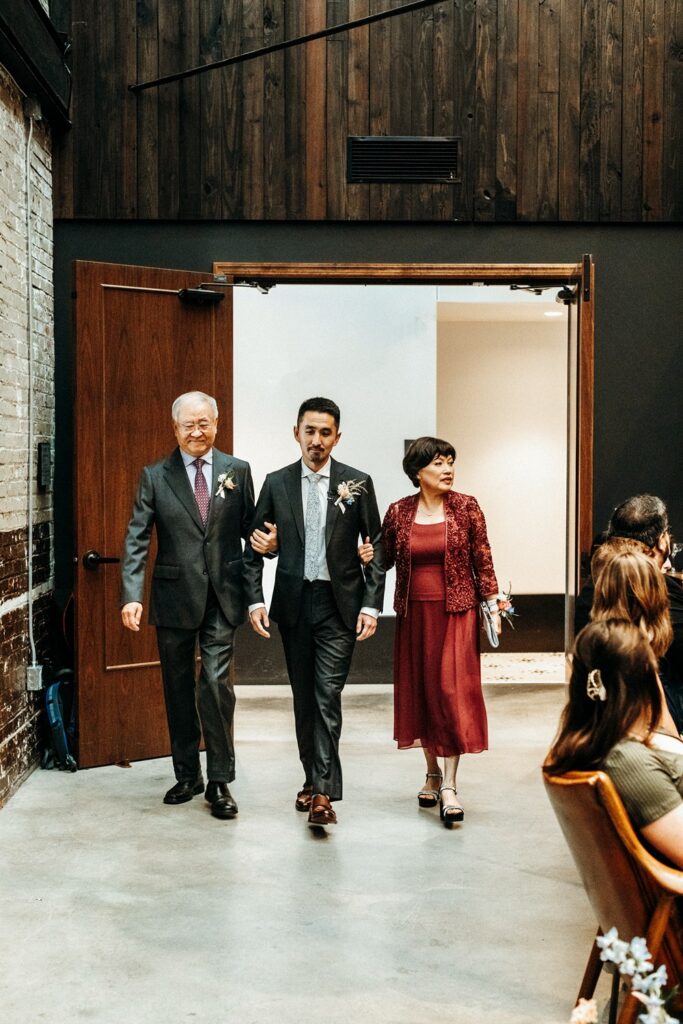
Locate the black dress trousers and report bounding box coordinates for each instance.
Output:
[278,580,357,801]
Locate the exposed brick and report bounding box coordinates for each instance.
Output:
[0,62,54,803]
[0,594,51,806]
[0,522,51,598]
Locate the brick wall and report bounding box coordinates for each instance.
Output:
[0,64,54,805]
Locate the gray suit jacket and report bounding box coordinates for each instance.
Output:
[243,457,385,631]
[121,447,255,629]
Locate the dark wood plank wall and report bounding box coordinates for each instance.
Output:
[51,0,683,222]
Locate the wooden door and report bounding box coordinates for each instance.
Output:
[74,261,232,768]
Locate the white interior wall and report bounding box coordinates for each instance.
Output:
[436,320,567,593]
[234,285,437,611]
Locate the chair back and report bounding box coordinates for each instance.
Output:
[543,769,683,981]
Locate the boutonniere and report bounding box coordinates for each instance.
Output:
[215,470,237,498]
[330,478,367,514]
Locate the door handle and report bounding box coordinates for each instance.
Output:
[82,549,120,570]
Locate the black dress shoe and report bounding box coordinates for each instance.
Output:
[205,781,238,820]
[163,778,204,805]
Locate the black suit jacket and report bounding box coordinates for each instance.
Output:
[661,574,683,727]
[243,458,385,631]
[121,447,255,629]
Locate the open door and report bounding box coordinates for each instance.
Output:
[216,256,595,649]
[74,261,232,768]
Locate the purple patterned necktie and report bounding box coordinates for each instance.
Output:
[193,458,210,525]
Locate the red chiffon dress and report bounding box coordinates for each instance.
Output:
[393,521,488,756]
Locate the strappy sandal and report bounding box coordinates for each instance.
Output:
[439,786,465,827]
[417,772,443,808]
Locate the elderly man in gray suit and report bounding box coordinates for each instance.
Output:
[121,391,255,819]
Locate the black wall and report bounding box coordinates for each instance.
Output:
[54,221,683,598]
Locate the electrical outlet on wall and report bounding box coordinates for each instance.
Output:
[26,666,43,691]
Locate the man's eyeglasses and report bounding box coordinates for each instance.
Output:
[178,420,215,433]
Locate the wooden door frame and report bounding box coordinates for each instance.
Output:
[214,259,594,591]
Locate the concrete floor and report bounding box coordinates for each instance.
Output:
[0,681,610,1024]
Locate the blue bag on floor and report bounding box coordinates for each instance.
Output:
[42,669,77,772]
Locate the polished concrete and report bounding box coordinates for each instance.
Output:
[0,682,610,1024]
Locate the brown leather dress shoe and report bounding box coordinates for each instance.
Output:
[307,794,337,827]
[295,785,313,812]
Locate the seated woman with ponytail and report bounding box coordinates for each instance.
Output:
[545,619,683,868]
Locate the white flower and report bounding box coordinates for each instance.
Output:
[593,929,679,1024]
[570,997,599,1023]
[637,1010,678,1024]
[215,471,237,498]
[331,478,367,515]
[633,965,668,994]
[597,926,620,950]
[598,934,630,965]
[630,937,653,963]
[634,992,666,1008]
[620,956,641,977]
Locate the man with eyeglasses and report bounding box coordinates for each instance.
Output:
[121,391,255,819]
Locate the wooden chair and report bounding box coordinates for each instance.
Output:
[543,769,683,1024]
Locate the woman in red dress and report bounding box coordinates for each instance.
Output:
[382,437,504,827]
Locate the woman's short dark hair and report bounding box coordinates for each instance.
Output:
[402,436,456,487]
[544,619,661,775]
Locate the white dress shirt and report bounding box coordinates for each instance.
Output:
[180,446,213,494]
[249,456,379,619]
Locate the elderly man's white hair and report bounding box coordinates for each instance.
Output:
[172,391,218,422]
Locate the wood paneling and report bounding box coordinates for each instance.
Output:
[516,0,539,219]
[495,0,518,221]
[327,0,350,220]
[264,0,287,219]
[451,0,476,221]
[621,0,643,220]
[474,0,497,221]
[347,0,370,219]
[50,0,682,221]
[305,0,327,219]
[558,0,581,220]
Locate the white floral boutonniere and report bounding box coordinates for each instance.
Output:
[330,478,367,514]
[215,470,237,499]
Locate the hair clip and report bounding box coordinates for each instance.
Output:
[586,668,607,702]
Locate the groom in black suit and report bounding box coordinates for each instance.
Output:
[121,391,255,819]
[243,397,385,826]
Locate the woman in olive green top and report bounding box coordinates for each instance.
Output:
[545,619,683,868]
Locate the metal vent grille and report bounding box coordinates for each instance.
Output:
[347,136,461,183]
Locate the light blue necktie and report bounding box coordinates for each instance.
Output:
[304,473,322,581]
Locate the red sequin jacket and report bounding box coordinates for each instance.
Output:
[382,491,498,617]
